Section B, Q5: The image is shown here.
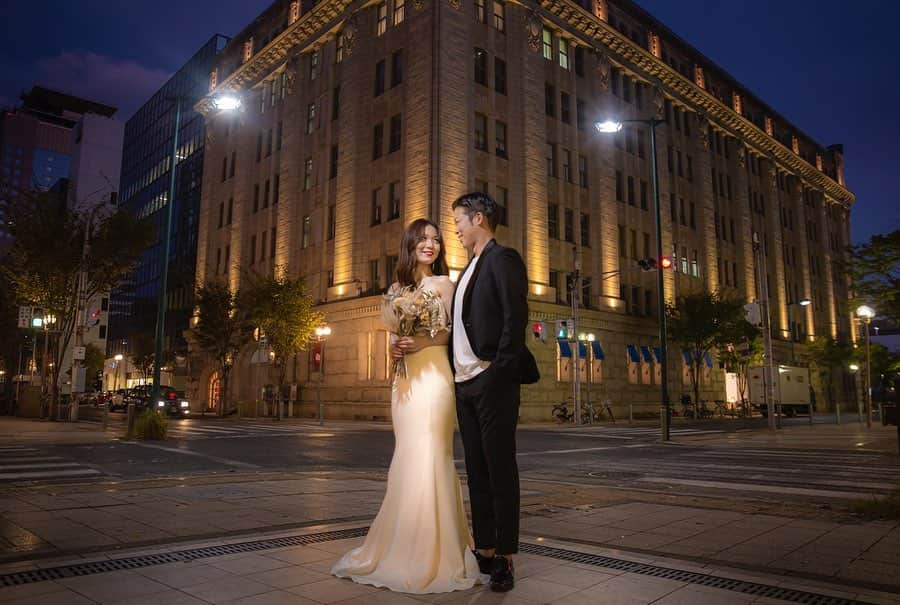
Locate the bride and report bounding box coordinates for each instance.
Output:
[331,218,482,594]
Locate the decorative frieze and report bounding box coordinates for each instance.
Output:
[526,11,543,51]
[209,68,218,91]
[732,92,742,115]
[243,38,254,63]
[694,64,705,89]
[765,115,774,136]
[289,1,300,25]
[649,32,661,58]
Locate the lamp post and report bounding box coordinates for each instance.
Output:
[580,333,595,423]
[151,94,241,406]
[857,305,876,428]
[315,325,332,426]
[788,298,812,364]
[113,354,124,392]
[596,118,670,440]
[848,362,860,424]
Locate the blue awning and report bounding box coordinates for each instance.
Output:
[704,352,713,368]
[626,345,641,363]
[681,351,692,365]
[591,341,605,360]
[653,347,662,363]
[558,340,572,358]
[640,346,654,363]
[577,342,588,359]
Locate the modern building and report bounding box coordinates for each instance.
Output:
[109,35,229,390]
[0,86,116,256]
[190,0,855,420]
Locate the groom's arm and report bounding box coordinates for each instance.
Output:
[491,248,528,377]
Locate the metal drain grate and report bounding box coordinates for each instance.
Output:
[0,528,875,604]
[0,526,369,588]
[520,542,870,605]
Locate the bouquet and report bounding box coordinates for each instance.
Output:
[381,284,448,380]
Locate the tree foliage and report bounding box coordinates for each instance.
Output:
[718,323,764,408]
[1,191,149,410]
[191,280,253,416]
[807,336,854,410]
[667,291,755,408]
[849,229,900,323]
[240,273,323,418]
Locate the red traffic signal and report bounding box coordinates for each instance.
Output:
[659,256,674,269]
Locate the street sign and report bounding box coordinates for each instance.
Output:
[73,346,86,361]
[17,306,31,329]
[744,302,762,326]
[566,319,575,338]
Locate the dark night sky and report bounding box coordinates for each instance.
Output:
[2,1,897,243]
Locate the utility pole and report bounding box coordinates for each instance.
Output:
[570,245,581,426]
[753,231,777,430]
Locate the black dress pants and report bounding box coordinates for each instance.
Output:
[455,366,520,555]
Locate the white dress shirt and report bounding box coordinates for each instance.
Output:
[453,255,490,382]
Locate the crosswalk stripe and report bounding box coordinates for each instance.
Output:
[0,462,83,471]
[0,457,65,463]
[0,469,102,480]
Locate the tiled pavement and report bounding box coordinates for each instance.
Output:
[2,523,900,605]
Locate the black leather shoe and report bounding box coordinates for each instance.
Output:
[472,550,494,575]
[490,555,514,592]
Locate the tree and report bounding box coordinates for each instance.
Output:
[240,273,323,419]
[1,191,150,415]
[191,280,252,417]
[868,343,900,403]
[130,332,156,384]
[849,229,900,324]
[667,291,752,409]
[718,324,764,412]
[83,343,105,391]
[807,337,854,411]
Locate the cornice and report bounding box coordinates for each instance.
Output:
[538,0,854,206]
[196,0,354,116]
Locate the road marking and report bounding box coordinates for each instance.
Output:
[636,477,880,499]
[0,456,66,463]
[518,446,614,456]
[0,462,83,471]
[131,442,260,468]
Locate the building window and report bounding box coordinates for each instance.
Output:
[273,173,280,204]
[330,145,339,179]
[492,0,505,31]
[227,197,233,224]
[376,1,387,35]
[558,38,569,70]
[689,201,696,229]
[576,98,586,130]
[495,120,507,158]
[306,103,316,134]
[560,92,570,123]
[260,231,267,261]
[389,114,402,152]
[564,208,574,242]
[582,277,591,309]
[216,248,221,274]
[302,216,310,248]
[637,131,645,158]
[615,171,623,202]
[546,143,557,177]
[390,49,404,87]
[249,235,256,265]
[627,176,635,206]
[618,225,626,256]
[309,50,319,80]
[497,185,508,226]
[578,155,588,188]
[263,180,270,208]
[328,205,336,240]
[545,83,555,116]
[640,180,648,210]
[562,149,572,182]
[580,213,590,247]
[374,60,385,96]
[336,31,345,63]
[270,227,276,259]
[494,57,506,94]
[474,48,488,85]
[303,158,313,190]
[679,197,686,226]
[394,0,405,24]
[475,0,486,22]
[229,151,236,177]
[332,86,340,121]
[253,184,260,212]
[373,123,384,159]
[386,255,398,284]
[218,202,224,228]
[542,28,553,60]
[574,46,584,77]
[389,181,401,220]
[327,270,335,288]
[371,188,382,225]
[276,121,283,149]
[548,204,559,238]
[266,129,273,157]
[475,113,488,151]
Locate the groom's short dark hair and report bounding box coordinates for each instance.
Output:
[452,192,499,231]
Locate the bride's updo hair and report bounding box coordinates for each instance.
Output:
[396,218,449,287]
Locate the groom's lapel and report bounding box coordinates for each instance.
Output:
[461,238,496,320]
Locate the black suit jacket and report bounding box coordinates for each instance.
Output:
[449,239,539,385]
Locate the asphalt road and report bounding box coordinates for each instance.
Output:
[5,415,898,506]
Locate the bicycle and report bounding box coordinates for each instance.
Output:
[552,400,574,424]
[712,400,727,418]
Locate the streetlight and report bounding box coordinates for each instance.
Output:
[315,325,332,426]
[596,117,670,440]
[788,298,812,364]
[857,304,876,428]
[151,94,242,407]
[849,363,861,424]
[113,354,124,392]
[579,333,596,423]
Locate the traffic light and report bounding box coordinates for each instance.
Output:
[637,258,658,271]
[565,271,579,293]
[660,256,674,269]
[554,319,568,340]
[531,322,547,343]
[87,308,101,328]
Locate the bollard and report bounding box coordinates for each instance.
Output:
[126,403,136,439]
[835,402,841,425]
[103,405,109,430]
[809,402,814,426]
[629,403,633,424]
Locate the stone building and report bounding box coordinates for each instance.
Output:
[190,0,855,420]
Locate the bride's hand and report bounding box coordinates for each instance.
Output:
[394,336,419,355]
[390,336,408,359]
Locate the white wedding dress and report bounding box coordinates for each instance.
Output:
[332,276,482,594]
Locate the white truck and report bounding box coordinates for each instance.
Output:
[748,365,813,417]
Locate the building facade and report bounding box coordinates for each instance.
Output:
[190,0,855,420]
[109,35,229,381]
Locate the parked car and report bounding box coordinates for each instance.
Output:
[129,385,190,417]
[108,389,129,412]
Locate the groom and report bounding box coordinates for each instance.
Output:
[449,192,538,592]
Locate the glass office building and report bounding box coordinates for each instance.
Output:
[109,35,229,362]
